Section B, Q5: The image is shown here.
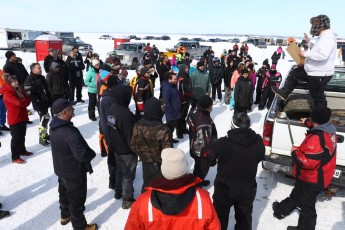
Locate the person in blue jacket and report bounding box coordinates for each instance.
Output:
[84,59,100,121]
[162,72,181,144]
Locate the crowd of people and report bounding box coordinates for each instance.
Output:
[0,14,339,230]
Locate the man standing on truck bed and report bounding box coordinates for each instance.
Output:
[272,106,336,230]
[272,14,336,108]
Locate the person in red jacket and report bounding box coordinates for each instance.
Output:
[125,148,221,230]
[0,74,31,164]
[272,106,336,230]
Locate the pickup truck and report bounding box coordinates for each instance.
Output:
[60,37,93,56]
[165,41,208,60]
[107,42,145,66]
[262,65,345,187]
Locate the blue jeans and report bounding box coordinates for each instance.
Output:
[115,153,138,200]
[0,98,6,125]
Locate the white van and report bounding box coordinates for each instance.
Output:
[0,28,24,49]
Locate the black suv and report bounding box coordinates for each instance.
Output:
[20,40,35,52]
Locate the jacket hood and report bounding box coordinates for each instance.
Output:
[49,117,74,131]
[110,85,132,107]
[147,175,202,215]
[101,88,112,98]
[144,97,163,121]
[50,62,59,71]
[178,64,187,77]
[227,128,258,146]
[312,121,337,134]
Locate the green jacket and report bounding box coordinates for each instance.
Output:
[190,69,210,100]
[84,67,98,94]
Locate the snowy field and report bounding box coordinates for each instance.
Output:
[0,33,344,230]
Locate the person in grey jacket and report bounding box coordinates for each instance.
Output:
[190,61,211,109]
[272,14,336,108]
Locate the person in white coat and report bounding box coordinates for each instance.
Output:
[272,14,336,108]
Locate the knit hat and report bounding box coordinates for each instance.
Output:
[311,107,332,125]
[271,64,276,69]
[197,95,213,110]
[310,15,330,37]
[106,75,118,88]
[120,68,128,77]
[143,59,151,66]
[262,59,269,66]
[197,61,205,68]
[191,59,198,67]
[241,68,249,74]
[140,67,149,77]
[52,98,77,115]
[231,112,251,129]
[91,59,100,67]
[100,64,112,72]
[144,97,163,120]
[248,63,254,70]
[161,148,189,180]
[5,51,15,59]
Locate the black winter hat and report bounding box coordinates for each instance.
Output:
[241,68,249,74]
[197,61,205,68]
[231,112,251,129]
[247,63,254,70]
[262,59,269,66]
[52,98,77,115]
[5,51,15,59]
[311,107,332,125]
[107,75,118,88]
[143,59,151,66]
[140,67,149,77]
[197,95,213,110]
[144,97,163,120]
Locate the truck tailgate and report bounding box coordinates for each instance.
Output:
[271,118,345,166]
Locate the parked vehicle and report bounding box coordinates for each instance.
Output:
[257,42,267,49]
[60,37,93,55]
[142,36,155,40]
[160,35,171,40]
[99,35,113,40]
[133,37,141,40]
[262,65,345,187]
[179,37,189,41]
[20,40,35,52]
[165,41,208,59]
[55,32,74,38]
[231,38,240,43]
[154,37,161,40]
[192,38,205,42]
[107,42,145,66]
[0,28,24,49]
[208,38,218,42]
[246,39,258,46]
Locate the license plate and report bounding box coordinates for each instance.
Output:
[333,169,341,178]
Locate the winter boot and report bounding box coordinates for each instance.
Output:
[39,126,50,146]
[0,125,10,131]
[287,226,298,230]
[0,210,10,219]
[271,79,297,100]
[272,197,296,220]
[85,223,98,230]
[114,190,123,200]
[122,197,136,209]
[60,216,71,225]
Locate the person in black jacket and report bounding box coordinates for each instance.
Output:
[24,63,52,146]
[187,95,217,187]
[107,85,138,209]
[3,51,29,86]
[212,113,265,230]
[46,62,69,102]
[84,51,93,72]
[254,59,270,104]
[65,50,85,103]
[234,68,253,114]
[134,67,153,120]
[181,52,192,68]
[224,60,236,105]
[203,46,213,60]
[150,45,159,67]
[209,57,224,104]
[271,51,280,65]
[227,50,241,68]
[43,48,56,74]
[156,56,171,99]
[49,98,97,230]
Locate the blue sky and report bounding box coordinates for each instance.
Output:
[0,0,344,38]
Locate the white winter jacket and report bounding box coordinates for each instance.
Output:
[304,29,337,76]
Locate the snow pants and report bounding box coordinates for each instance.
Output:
[10,122,27,160]
[142,162,163,193]
[273,181,320,230]
[69,76,83,101]
[115,153,138,200]
[213,181,257,230]
[193,157,210,181]
[0,98,6,126]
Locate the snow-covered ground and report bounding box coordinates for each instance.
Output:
[0,33,344,230]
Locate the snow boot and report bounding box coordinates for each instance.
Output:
[271,79,297,100]
[85,223,98,230]
[39,126,50,146]
[122,197,136,209]
[0,210,10,219]
[60,216,71,225]
[272,197,296,220]
[287,226,298,230]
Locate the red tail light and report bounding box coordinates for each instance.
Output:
[263,120,273,146]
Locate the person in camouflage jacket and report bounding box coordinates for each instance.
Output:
[130,97,172,193]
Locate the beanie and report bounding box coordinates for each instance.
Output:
[263,59,269,66]
[140,67,149,77]
[248,63,254,70]
[91,59,100,67]
[197,95,213,110]
[106,75,118,88]
[191,59,198,67]
[231,112,251,129]
[161,148,189,180]
[241,68,249,74]
[5,51,15,59]
[197,61,205,68]
[311,107,331,125]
